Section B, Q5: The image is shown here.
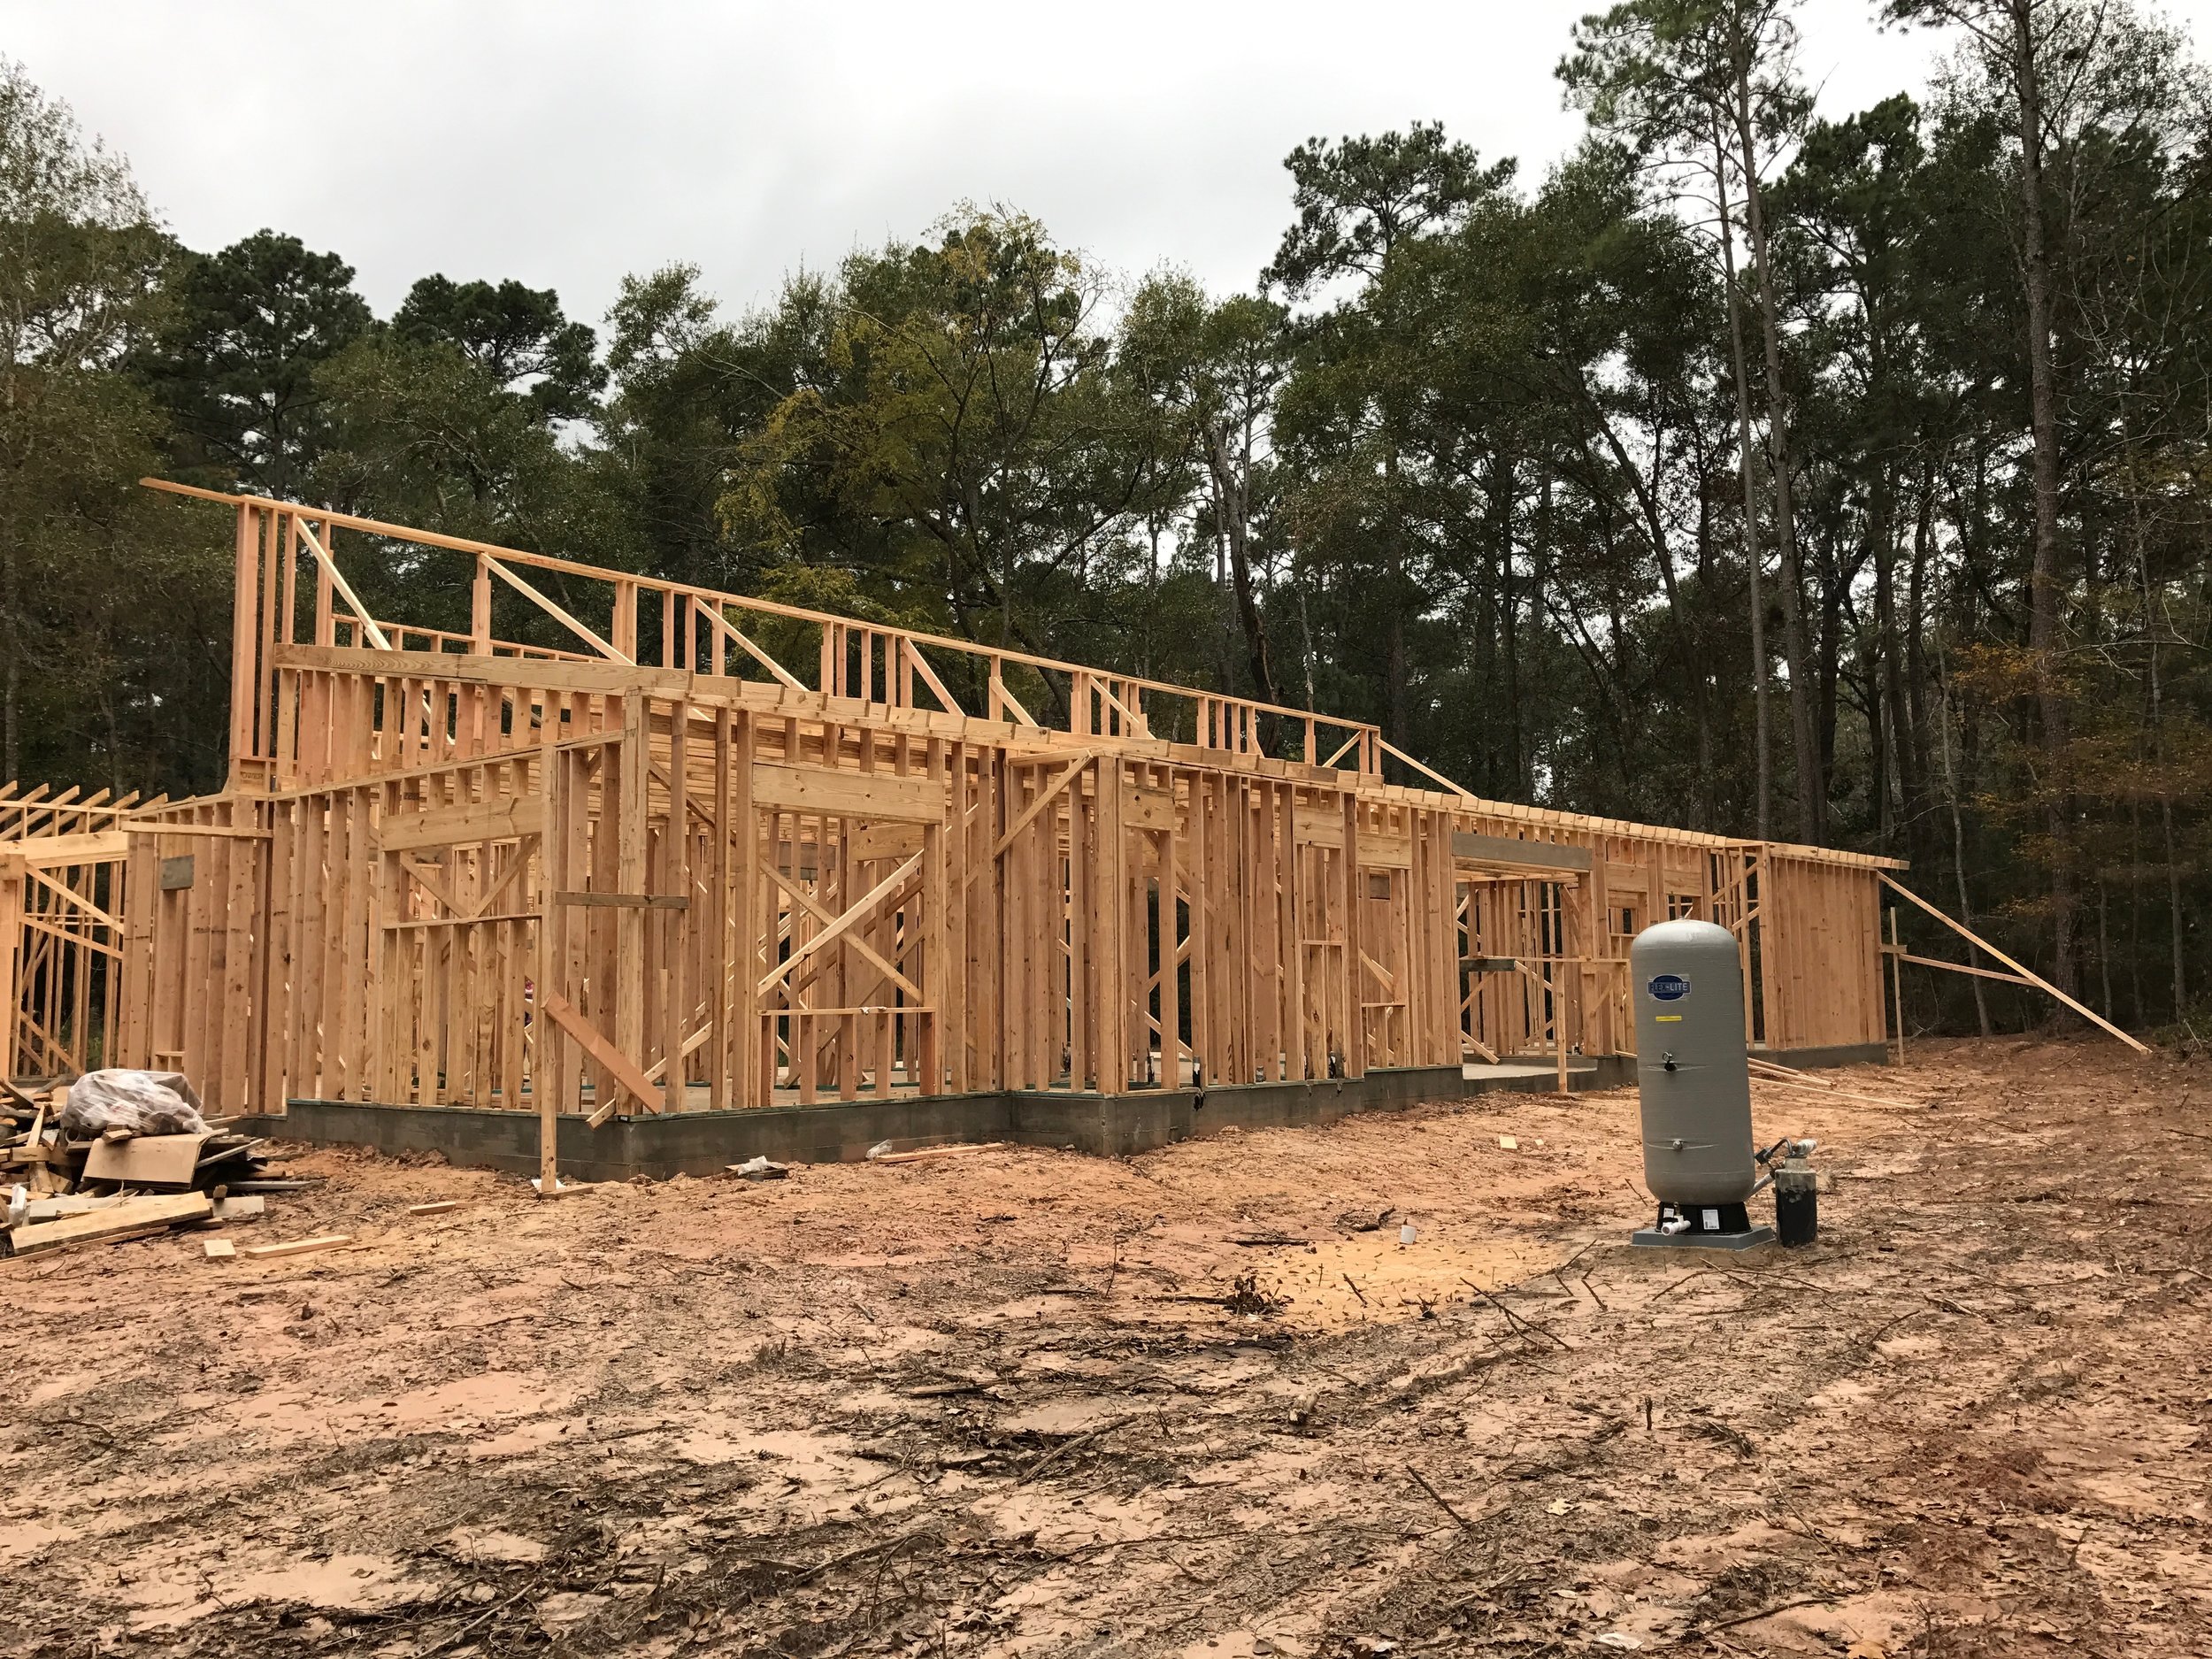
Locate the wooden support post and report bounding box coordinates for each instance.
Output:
[615,692,649,1108]
[942,741,968,1093]
[1276,784,1301,1080]
[1340,787,1363,1079]
[250,795,285,1115]
[472,555,493,653]
[0,855,21,1079]
[253,509,280,787]
[612,581,639,667]
[708,706,731,1110]
[535,742,565,1190]
[1758,849,1784,1051]
[313,521,334,646]
[1157,780,1180,1089]
[227,504,259,789]
[921,779,948,1094]
[664,699,690,1112]
[1069,760,1092,1090]
[1095,757,1124,1090]
[1888,904,1905,1067]
[1186,775,1210,1086]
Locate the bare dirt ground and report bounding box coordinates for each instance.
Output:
[7,1039,2211,1659]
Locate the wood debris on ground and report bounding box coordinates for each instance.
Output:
[865,1140,1008,1164]
[2,1074,303,1260]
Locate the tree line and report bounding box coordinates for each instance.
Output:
[2,0,2205,1038]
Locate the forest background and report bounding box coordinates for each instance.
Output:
[3,0,2206,1040]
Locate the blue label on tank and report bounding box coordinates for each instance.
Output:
[1647,973,1691,1002]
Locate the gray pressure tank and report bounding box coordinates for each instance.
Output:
[1632,920,1756,1206]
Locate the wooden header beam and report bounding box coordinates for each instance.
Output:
[1451,831,1594,875]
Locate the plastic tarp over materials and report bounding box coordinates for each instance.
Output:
[57,1071,210,1138]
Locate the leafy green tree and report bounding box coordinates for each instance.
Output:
[1118,276,1293,718]
[139,229,371,495]
[0,59,227,792]
[1563,0,1821,841]
[1884,0,2209,1000]
[720,208,1171,710]
[395,274,604,420]
[1776,95,1937,852]
[595,262,828,598]
[311,284,618,647]
[1267,126,1515,750]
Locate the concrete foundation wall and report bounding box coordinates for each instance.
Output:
[1763,1042,1889,1070]
[245,1062,1555,1179]
[244,1047,1863,1181]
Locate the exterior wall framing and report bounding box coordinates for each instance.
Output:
[4,486,1905,1152]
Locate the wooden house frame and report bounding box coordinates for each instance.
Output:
[2,481,1916,1180]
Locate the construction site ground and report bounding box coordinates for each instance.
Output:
[8,1038,2208,1659]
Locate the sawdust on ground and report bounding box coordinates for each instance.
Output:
[4,1037,2209,1658]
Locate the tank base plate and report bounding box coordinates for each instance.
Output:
[1630,1225,1777,1250]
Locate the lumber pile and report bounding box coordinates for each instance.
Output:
[3,1078,306,1259]
[9,1192,215,1256]
[2,1081,73,1198]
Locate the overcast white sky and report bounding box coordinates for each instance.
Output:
[6,0,2207,329]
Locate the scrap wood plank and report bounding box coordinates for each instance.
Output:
[867,1141,1007,1164]
[82,1133,211,1186]
[407,1201,461,1216]
[1746,1056,1821,1082]
[24,1192,125,1221]
[1751,1074,1923,1110]
[240,1233,353,1259]
[9,1192,213,1255]
[196,1138,267,1169]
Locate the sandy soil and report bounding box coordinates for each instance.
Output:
[5,1039,2209,1658]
